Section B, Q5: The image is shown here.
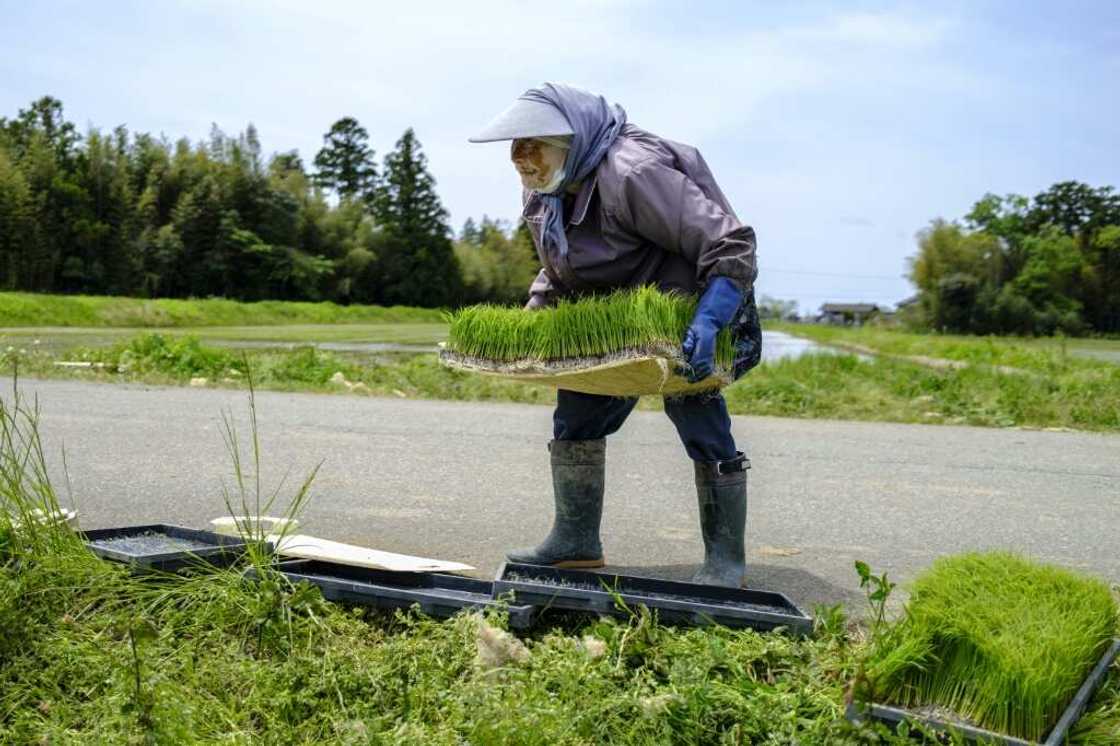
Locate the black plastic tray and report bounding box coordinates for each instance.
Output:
[492,561,813,635]
[270,559,537,630]
[846,638,1120,745]
[83,524,262,572]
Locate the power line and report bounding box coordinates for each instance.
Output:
[757,265,904,280]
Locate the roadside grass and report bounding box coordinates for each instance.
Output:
[0,382,895,744]
[3,333,557,405]
[0,291,444,327]
[2,388,1119,743]
[10,330,1119,431]
[726,352,1120,430]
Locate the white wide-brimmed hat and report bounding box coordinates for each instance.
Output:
[468,96,574,143]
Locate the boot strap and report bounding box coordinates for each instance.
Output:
[698,452,750,479]
[716,453,750,474]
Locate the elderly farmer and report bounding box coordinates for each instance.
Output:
[469,83,761,587]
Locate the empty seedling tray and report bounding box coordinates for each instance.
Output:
[492,562,812,635]
[269,559,538,630]
[846,638,1120,745]
[84,524,264,572]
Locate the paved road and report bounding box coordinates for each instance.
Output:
[8,379,1119,613]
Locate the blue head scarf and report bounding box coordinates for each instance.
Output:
[518,83,627,261]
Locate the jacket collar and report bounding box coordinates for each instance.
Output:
[521,175,598,227]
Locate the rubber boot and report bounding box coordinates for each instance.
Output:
[691,454,749,587]
[506,439,606,568]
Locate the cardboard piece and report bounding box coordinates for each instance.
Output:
[267,533,474,574]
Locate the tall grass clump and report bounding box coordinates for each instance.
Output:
[860,552,1118,740]
[446,286,735,368]
[218,369,319,564]
[0,389,84,563]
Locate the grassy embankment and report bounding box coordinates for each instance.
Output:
[730,325,1120,431]
[0,291,445,327]
[3,292,1120,431]
[2,388,1118,743]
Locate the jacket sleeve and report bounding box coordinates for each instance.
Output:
[526,268,557,309]
[618,159,757,291]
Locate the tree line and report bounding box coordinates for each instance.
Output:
[908,181,1120,335]
[0,96,538,308]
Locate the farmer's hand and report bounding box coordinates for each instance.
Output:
[682,277,743,383]
[523,295,549,311]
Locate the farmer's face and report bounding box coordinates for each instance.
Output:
[510,138,567,191]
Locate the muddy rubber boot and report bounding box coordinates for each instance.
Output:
[506,439,606,568]
[691,453,749,587]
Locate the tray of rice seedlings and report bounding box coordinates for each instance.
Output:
[268,559,538,629]
[83,524,266,572]
[847,552,1120,744]
[439,286,736,397]
[492,561,812,635]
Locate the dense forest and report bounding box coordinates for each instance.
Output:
[3,97,1117,334]
[909,181,1120,335]
[0,97,537,308]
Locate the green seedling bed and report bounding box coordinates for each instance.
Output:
[84,524,263,572]
[268,559,538,629]
[846,638,1120,745]
[493,562,812,635]
[444,287,735,367]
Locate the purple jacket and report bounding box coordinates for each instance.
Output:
[523,124,757,307]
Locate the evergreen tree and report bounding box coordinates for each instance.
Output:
[459,217,479,243]
[372,128,460,307]
[3,96,79,165]
[313,117,377,202]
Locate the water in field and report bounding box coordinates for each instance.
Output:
[1,327,851,361]
[759,330,851,363]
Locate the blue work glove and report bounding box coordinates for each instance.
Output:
[681,277,743,383]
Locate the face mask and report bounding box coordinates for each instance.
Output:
[511,137,571,194]
[534,165,567,194]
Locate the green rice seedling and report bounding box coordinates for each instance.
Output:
[445,286,737,370]
[859,552,1118,741]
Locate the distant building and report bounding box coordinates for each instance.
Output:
[817,303,881,326]
[895,294,920,311]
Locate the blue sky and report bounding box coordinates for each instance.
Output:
[3,1,1117,313]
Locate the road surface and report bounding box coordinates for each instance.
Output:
[8,379,1119,613]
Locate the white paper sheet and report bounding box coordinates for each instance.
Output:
[266,533,474,574]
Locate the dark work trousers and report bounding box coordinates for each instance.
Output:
[553,389,737,463]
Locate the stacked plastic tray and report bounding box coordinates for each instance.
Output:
[82,525,812,634]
